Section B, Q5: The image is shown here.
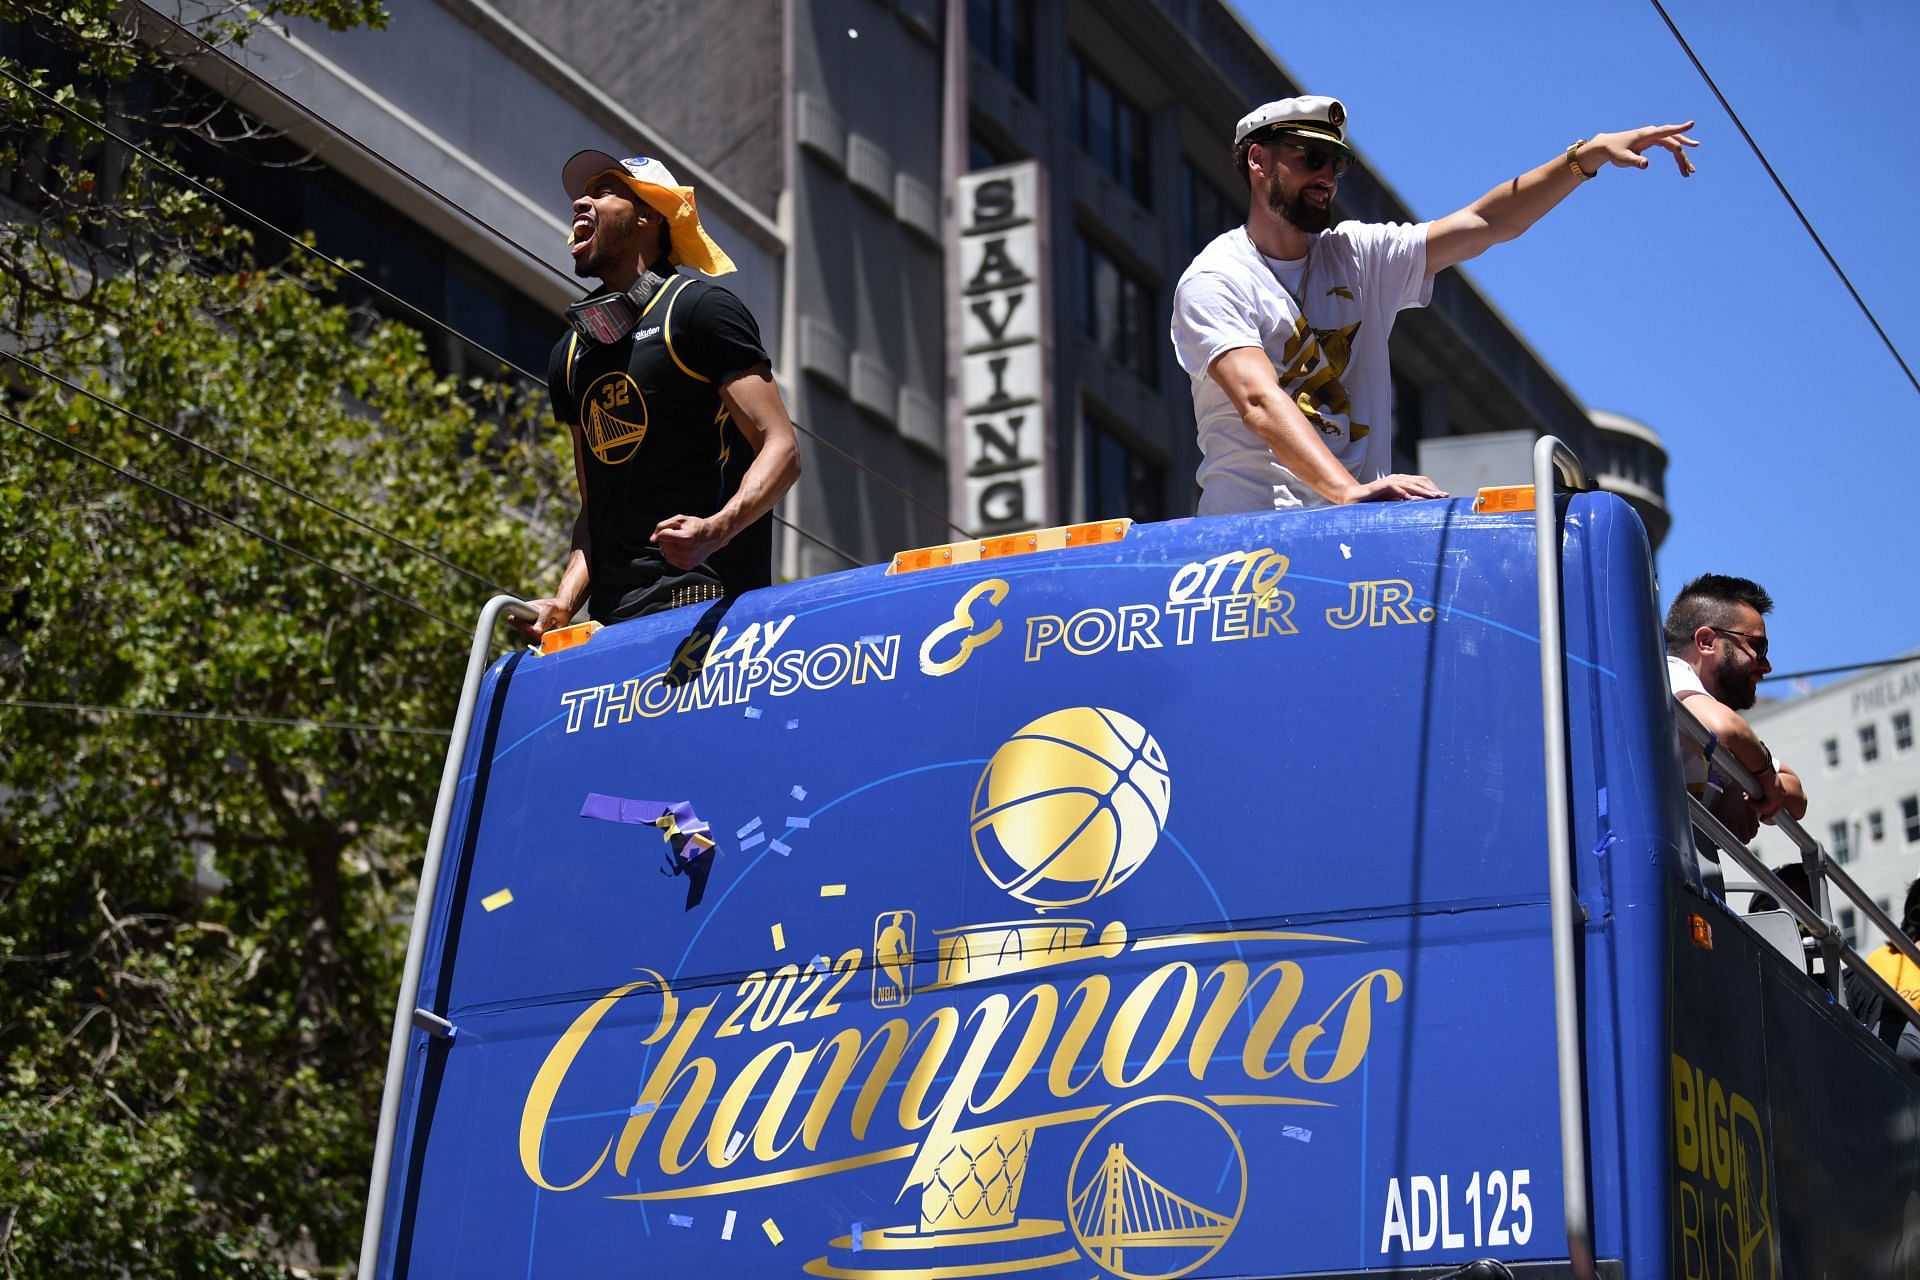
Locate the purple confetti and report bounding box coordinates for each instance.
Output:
[790,785,808,801]
[786,816,811,830]
[739,833,765,851]
[770,839,792,857]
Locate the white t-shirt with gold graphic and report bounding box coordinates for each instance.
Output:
[1172,221,1431,514]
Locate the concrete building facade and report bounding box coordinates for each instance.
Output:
[1749,661,1920,951]
[163,0,1668,583]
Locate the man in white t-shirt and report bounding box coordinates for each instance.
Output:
[1171,96,1698,514]
[1663,573,1806,843]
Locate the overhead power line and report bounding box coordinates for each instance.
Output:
[0,64,546,387]
[1649,0,1920,400]
[1,405,461,632]
[0,697,450,736]
[6,59,904,565]
[1761,653,1920,684]
[4,351,517,595]
[136,19,974,542]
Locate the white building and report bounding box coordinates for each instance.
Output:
[1747,658,1920,950]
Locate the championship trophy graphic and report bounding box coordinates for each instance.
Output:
[809,708,1246,1280]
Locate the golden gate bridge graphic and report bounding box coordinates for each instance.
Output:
[1068,1141,1235,1274]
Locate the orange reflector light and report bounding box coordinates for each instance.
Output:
[1687,913,1714,951]
[540,621,601,656]
[1474,485,1536,514]
[888,520,1131,575]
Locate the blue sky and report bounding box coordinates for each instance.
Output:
[1242,0,1920,689]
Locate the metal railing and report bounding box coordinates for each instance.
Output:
[1674,706,1920,1036]
[1530,436,1598,1280]
[357,597,535,1278]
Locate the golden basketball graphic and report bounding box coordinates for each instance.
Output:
[582,371,648,465]
[970,707,1171,909]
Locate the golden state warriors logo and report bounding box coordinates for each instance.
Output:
[970,707,1171,909]
[582,370,648,464]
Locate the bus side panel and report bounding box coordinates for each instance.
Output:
[1562,493,1679,1276]
[376,504,1618,1277]
[1672,893,1920,1277]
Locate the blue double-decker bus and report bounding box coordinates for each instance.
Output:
[359,442,1920,1278]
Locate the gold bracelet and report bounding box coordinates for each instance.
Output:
[1567,140,1593,181]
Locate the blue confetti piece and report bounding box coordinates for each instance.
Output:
[786,816,811,829]
[858,635,884,645]
[1597,786,1609,818]
[785,718,800,730]
[737,817,763,838]
[739,833,765,851]
[790,785,808,801]
[851,1222,864,1251]
[770,839,792,857]
[1281,1125,1312,1143]
[744,706,762,720]
[669,1214,694,1228]
[629,1101,656,1117]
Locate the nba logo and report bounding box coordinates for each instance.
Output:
[871,911,915,1008]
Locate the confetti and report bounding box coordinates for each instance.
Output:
[762,1218,784,1246]
[771,922,786,951]
[722,1209,737,1241]
[851,1223,864,1251]
[786,816,812,829]
[820,884,846,897]
[770,839,792,857]
[739,833,766,851]
[629,1100,657,1116]
[785,719,800,730]
[790,785,808,801]
[669,1214,694,1228]
[737,817,763,838]
[724,1130,747,1162]
[1339,543,1352,559]
[1281,1124,1313,1143]
[481,888,514,912]
[744,706,763,720]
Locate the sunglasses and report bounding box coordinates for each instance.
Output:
[1710,626,1770,662]
[1258,136,1352,178]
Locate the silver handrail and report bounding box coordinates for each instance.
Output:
[1531,435,1597,1280]
[1674,704,1920,1035]
[357,596,534,1278]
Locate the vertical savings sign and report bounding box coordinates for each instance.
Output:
[956,162,1050,536]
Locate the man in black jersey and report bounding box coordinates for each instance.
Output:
[515,150,801,639]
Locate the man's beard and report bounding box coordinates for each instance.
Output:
[1712,647,1759,710]
[572,214,636,281]
[1265,169,1332,234]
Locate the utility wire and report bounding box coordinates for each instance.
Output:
[0,697,450,736]
[4,351,517,595]
[0,64,547,388]
[1649,0,1920,399]
[1,406,461,632]
[772,511,860,568]
[1762,653,1920,684]
[141,18,976,541]
[8,59,934,564]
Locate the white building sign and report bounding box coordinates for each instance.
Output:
[954,161,1051,536]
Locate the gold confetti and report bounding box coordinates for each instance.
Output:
[481,888,514,912]
[771,922,786,951]
[819,884,846,897]
[762,1218,784,1245]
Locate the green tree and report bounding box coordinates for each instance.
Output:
[0,3,569,1272]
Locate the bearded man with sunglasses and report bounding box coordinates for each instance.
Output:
[1663,573,1807,845]
[514,150,801,640]
[1172,96,1696,515]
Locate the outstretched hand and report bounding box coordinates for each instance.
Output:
[1589,122,1699,177]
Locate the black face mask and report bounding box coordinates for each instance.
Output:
[565,266,671,345]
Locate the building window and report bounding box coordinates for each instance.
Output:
[1897,710,1914,752]
[1871,809,1886,842]
[1840,907,1858,948]
[1830,820,1852,865]
[1182,161,1235,257]
[1084,418,1166,524]
[1070,51,1151,207]
[968,0,1035,96]
[1904,795,1920,843]
[1824,737,1841,768]
[1861,723,1880,763]
[1078,234,1158,387]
